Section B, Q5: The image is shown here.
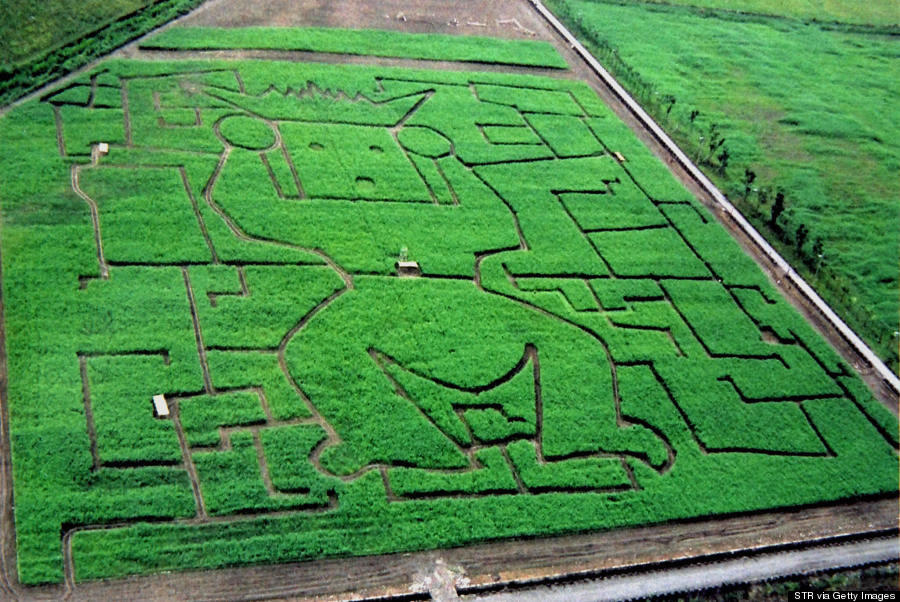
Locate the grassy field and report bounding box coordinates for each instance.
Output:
[143,26,569,68]
[0,0,152,65]
[546,0,900,370]
[0,28,896,585]
[0,0,205,108]
[626,0,900,27]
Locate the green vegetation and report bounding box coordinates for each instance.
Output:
[623,0,900,28]
[0,0,205,108]
[217,115,277,150]
[142,26,570,68]
[0,33,896,587]
[179,392,267,447]
[545,0,900,370]
[0,0,149,65]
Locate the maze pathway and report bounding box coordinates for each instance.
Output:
[0,45,896,586]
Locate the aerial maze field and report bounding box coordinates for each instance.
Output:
[0,28,897,586]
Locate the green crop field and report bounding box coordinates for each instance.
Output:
[0,27,896,586]
[546,0,900,371]
[143,26,570,68]
[0,0,205,108]
[0,0,151,65]
[617,0,900,27]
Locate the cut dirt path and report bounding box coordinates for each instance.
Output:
[0,0,897,599]
[470,535,900,601]
[11,499,898,600]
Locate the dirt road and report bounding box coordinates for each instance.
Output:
[468,535,900,601]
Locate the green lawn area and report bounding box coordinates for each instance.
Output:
[0,28,896,586]
[0,0,205,109]
[0,0,151,65]
[143,26,569,68]
[547,0,900,369]
[631,0,899,27]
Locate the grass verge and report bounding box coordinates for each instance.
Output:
[142,26,569,68]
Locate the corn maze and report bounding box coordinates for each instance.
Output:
[0,31,897,586]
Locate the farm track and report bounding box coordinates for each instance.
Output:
[0,0,897,599]
[6,498,898,600]
[0,247,18,601]
[467,534,900,601]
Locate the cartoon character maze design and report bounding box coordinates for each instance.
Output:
[47,61,897,521]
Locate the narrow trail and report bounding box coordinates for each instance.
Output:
[70,165,109,280]
[198,133,355,453]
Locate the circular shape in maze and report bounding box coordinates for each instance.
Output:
[216,114,277,150]
[397,125,452,158]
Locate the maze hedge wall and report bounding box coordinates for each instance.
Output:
[0,34,896,585]
[142,26,570,68]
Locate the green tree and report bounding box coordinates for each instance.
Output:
[742,167,756,200]
[769,190,785,230]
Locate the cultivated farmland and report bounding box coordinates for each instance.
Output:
[613,0,900,27]
[0,0,206,108]
[546,0,900,370]
[0,23,896,589]
[0,0,152,65]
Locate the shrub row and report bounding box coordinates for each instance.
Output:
[141,26,569,69]
[0,0,205,108]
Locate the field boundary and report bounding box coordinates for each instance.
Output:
[466,533,900,601]
[527,0,900,398]
[2,496,895,599]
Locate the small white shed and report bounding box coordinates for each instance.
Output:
[92,142,110,164]
[152,394,170,418]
